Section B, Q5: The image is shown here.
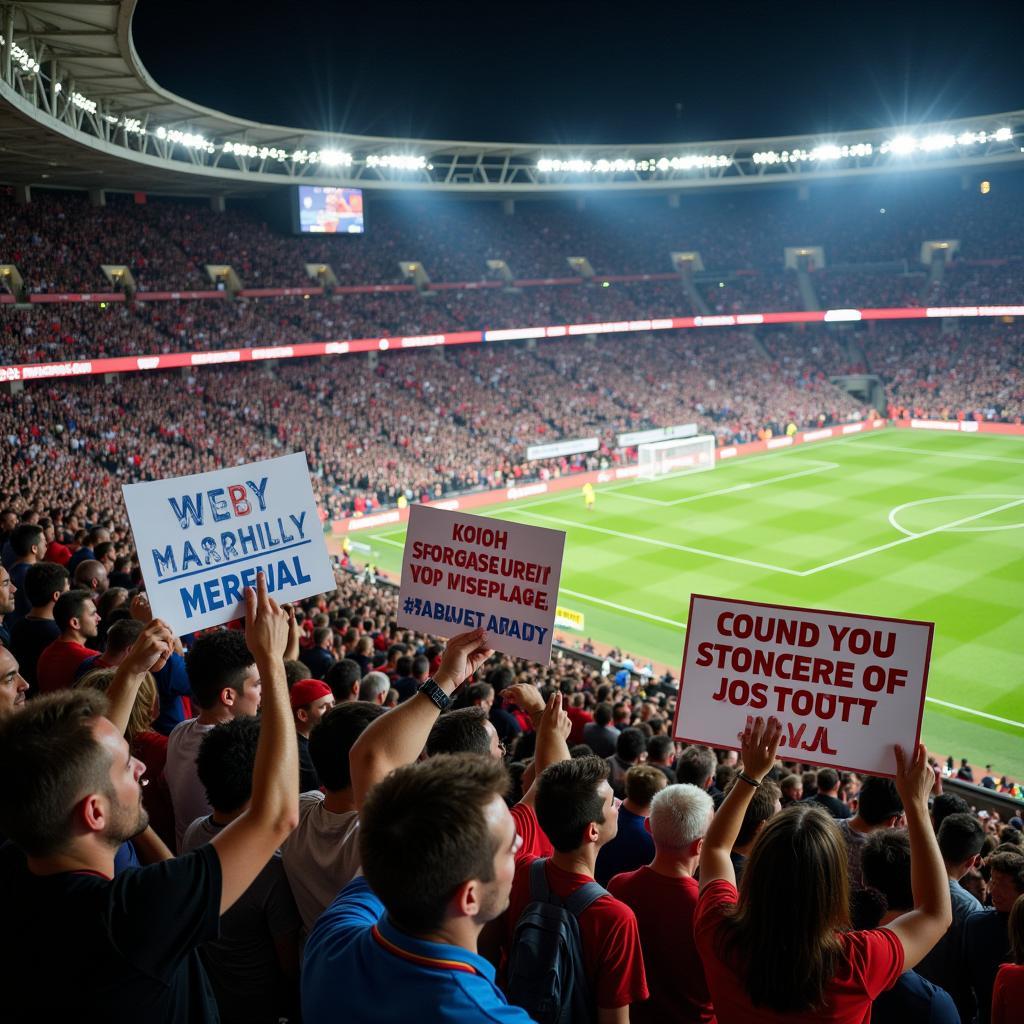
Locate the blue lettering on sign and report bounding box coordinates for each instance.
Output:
[178,555,314,619]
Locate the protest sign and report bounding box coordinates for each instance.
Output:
[398,505,565,662]
[122,452,336,635]
[672,594,933,776]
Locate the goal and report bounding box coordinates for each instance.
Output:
[637,434,716,479]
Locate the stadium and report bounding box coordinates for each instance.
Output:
[0,2,1022,1021]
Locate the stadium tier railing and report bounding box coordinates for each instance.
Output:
[2,303,1024,384]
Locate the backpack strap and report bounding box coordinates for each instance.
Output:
[528,857,552,903]
[564,880,609,918]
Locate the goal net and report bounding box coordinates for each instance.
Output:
[637,434,716,480]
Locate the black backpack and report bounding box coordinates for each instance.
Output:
[506,858,608,1024]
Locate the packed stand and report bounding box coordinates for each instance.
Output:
[0,542,1021,1023]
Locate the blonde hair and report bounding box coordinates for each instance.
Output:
[74,667,158,743]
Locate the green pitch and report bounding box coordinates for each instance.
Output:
[355,429,1024,775]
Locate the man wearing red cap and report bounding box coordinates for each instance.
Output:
[291,679,334,793]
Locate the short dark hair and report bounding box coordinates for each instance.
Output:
[625,764,667,806]
[0,690,112,856]
[487,665,513,692]
[988,851,1024,892]
[733,779,782,847]
[862,829,914,911]
[648,734,674,763]
[325,658,361,699]
[103,618,144,655]
[185,630,256,710]
[23,561,69,608]
[676,745,716,788]
[932,793,971,832]
[937,812,986,864]
[427,707,491,757]
[536,756,609,852]
[54,589,93,632]
[196,716,261,813]
[816,768,839,792]
[313,626,332,647]
[360,754,508,932]
[856,777,904,825]
[411,655,431,680]
[395,655,413,678]
[593,702,613,727]
[466,682,494,704]
[309,701,386,791]
[10,523,44,557]
[615,726,647,762]
[284,659,311,687]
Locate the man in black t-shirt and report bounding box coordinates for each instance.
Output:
[801,767,852,819]
[0,574,298,1023]
[8,560,68,695]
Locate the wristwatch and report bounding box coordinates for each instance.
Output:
[417,677,452,712]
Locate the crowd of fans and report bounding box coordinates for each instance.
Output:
[2,177,1023,296]
[0,542,1020,1022]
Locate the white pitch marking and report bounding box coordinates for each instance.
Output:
[558,587,687,628]
[925,697,1024,730]
[846,440,1024,465]
[606,461,839,507]
[888,494,1024,538]
[510,509,802,576]
[800,497,1024,575]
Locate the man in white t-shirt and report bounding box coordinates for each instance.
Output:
[165,629,262,850]
[282,701,385,932]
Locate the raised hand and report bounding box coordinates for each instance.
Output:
[129,591,153,624]
[538,690,571,742]
[122,618,175,676]
[244,572,289,663]
[435,628,494,690]
[504,682,546,723]
[893,742,934,810]
[737,714,783,781]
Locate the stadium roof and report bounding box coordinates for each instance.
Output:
[0,1,1022,197]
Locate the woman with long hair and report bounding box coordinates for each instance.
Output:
[695,716,951,1023]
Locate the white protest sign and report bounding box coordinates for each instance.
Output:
[398,505,565,662]
[672,594,933,776]
[123,452,336,635]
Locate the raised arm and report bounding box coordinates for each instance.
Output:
[699,715,782,892]
[882,742,952,968]
[350,627,493,809]
[106,619,175,737]
[518,691,572,807]
[211,573,299,914]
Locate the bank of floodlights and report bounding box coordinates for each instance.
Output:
[536,154,732,174]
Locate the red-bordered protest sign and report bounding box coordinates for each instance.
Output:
[671,594,934,777]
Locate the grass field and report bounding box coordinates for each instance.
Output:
[352,428,1024,774]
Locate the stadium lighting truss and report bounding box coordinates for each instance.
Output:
[0,3,1022,194]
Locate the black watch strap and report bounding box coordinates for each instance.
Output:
[417,677,451,712]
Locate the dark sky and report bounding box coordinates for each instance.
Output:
[132,2,1024,145]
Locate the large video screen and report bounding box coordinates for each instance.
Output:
[296,186,364,234]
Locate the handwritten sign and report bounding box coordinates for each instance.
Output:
[398,505,565,662]
[672,594,933,776]
[122,452,336,635]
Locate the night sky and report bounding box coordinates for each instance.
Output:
[133,2,1024,145]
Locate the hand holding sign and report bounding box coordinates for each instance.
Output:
[738,714,783,782]
[245,572,289,665]
[894,742,935,812]
[435,627,494,691]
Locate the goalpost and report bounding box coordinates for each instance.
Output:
[637,434,716,480]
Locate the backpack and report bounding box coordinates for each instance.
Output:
[505,858,608,1024]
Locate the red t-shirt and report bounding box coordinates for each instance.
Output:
[693,879,903,1024]
[36,639,96,694]
[510,802,554,863]
[608,867,715,1024]
[992,963,1024,1024]
[505,856,648,1010]
[566,706,595,745]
